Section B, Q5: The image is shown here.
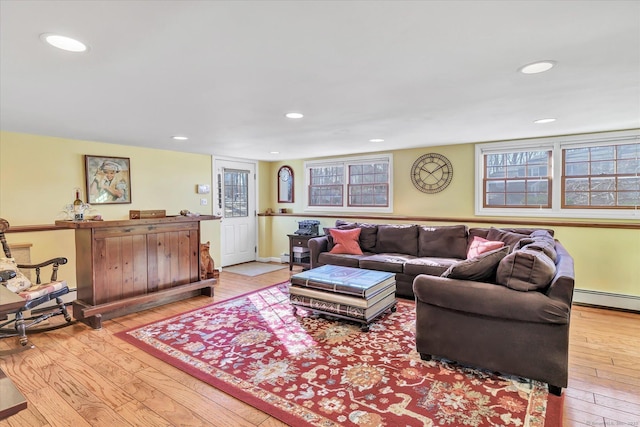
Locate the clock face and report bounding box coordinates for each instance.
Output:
[279,167,291,181]
[411,153,453,194]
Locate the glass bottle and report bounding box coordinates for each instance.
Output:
[73,188,84,221]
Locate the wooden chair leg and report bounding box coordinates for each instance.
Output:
[14,312,28,346]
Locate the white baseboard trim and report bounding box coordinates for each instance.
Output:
[573,288,640,312]
[256,256,287,264]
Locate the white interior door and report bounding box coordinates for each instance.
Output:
[214,159,256,267]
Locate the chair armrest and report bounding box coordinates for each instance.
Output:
[0,270,17,283]
[17,257,68,284]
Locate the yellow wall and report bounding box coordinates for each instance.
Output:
[262,144,640,299]
[2,130,638,300]
[0,131,220,288]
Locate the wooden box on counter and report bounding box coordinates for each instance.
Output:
[129,209,166,219]
[56,215,218,329]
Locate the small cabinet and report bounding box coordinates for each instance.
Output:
[288,234,318,271]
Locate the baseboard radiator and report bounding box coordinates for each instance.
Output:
[573,289,640,312]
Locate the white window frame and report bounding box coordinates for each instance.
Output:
[475,130,640,220]
[304,153,394,213]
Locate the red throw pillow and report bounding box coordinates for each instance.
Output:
[329,228,363,255]
[467,236,505,259]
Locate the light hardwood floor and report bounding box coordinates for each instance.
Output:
[0,266,639,427]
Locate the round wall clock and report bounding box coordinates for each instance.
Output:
[411,153,453,194]
[277,165,294,203]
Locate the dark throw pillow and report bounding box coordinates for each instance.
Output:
[357,223,378,253]
[375,224,419,256]
[440,246,509,282]
[487,227,531,252]
[418,224,468,259]
[496,248,557,291]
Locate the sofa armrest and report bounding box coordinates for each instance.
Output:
[413,275,570,324]
[545,241,575,305]
[308,235,329,269]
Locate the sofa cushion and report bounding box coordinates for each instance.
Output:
[329,228,363,255]
[496,248,557,291]
[404,257,458,276]
[441,246,509,282]
[356,223,378,253]
[467,236,505,259]
[359,253,415,273]
[324,223,357,251]
[418,225,468,259]
[487,228,531,252]
[318,252,367,268]
[375,224,419,256]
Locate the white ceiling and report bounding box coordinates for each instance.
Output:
[1,1,639,161]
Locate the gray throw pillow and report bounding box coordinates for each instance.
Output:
[487,228,531,252]
[440,246,509,282]
[496,248,557,291]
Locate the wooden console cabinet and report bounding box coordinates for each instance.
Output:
[56,216,218,329]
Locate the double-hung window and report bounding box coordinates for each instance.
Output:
[476,130,639,219]
[305,154,393,212]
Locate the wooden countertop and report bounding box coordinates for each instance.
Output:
[55,215,220,229]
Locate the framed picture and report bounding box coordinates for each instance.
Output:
[277,165,294,203]
[84,155,132,204]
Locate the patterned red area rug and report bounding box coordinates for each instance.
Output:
[117,283,563,427]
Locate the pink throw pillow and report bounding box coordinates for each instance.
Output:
[467,236,505,259]
[329,228,363,255]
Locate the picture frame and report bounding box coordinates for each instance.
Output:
[84,155,132,204]
[277,165,294,203]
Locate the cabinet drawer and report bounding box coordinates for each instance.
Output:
[292,238,309,247]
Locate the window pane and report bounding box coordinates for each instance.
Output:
[486,193,505,206]
[565,163,588,176]
[506,193,526,205]
[487,181,505,192]
[618,143,640,159]
[506,180,526,192]
[565,147,589,162]
[618,159,640,174]
[591,161,615,175]
[591,177,615,191]
[484,150,551,208]
[564,192,589,206]
[590,146,615,160]
[347,162,389,207]
[565,178,589,192]
[619,192,640,206]
[619,177,640,191]
[562,142,640,208]
[224,169,248,217]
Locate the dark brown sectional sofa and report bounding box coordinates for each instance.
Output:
[307,220,575,395]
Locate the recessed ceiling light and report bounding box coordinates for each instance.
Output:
[40,33,88,52]
[171,135,189,140]
[285,112,304,119]
[534,118,556,124]
[519,60,556,74]
[369,139,385,143]
[270,151,280,154]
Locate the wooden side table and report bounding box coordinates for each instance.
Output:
[288,234,319,271]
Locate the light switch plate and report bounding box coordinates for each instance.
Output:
[197,184,210,194]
